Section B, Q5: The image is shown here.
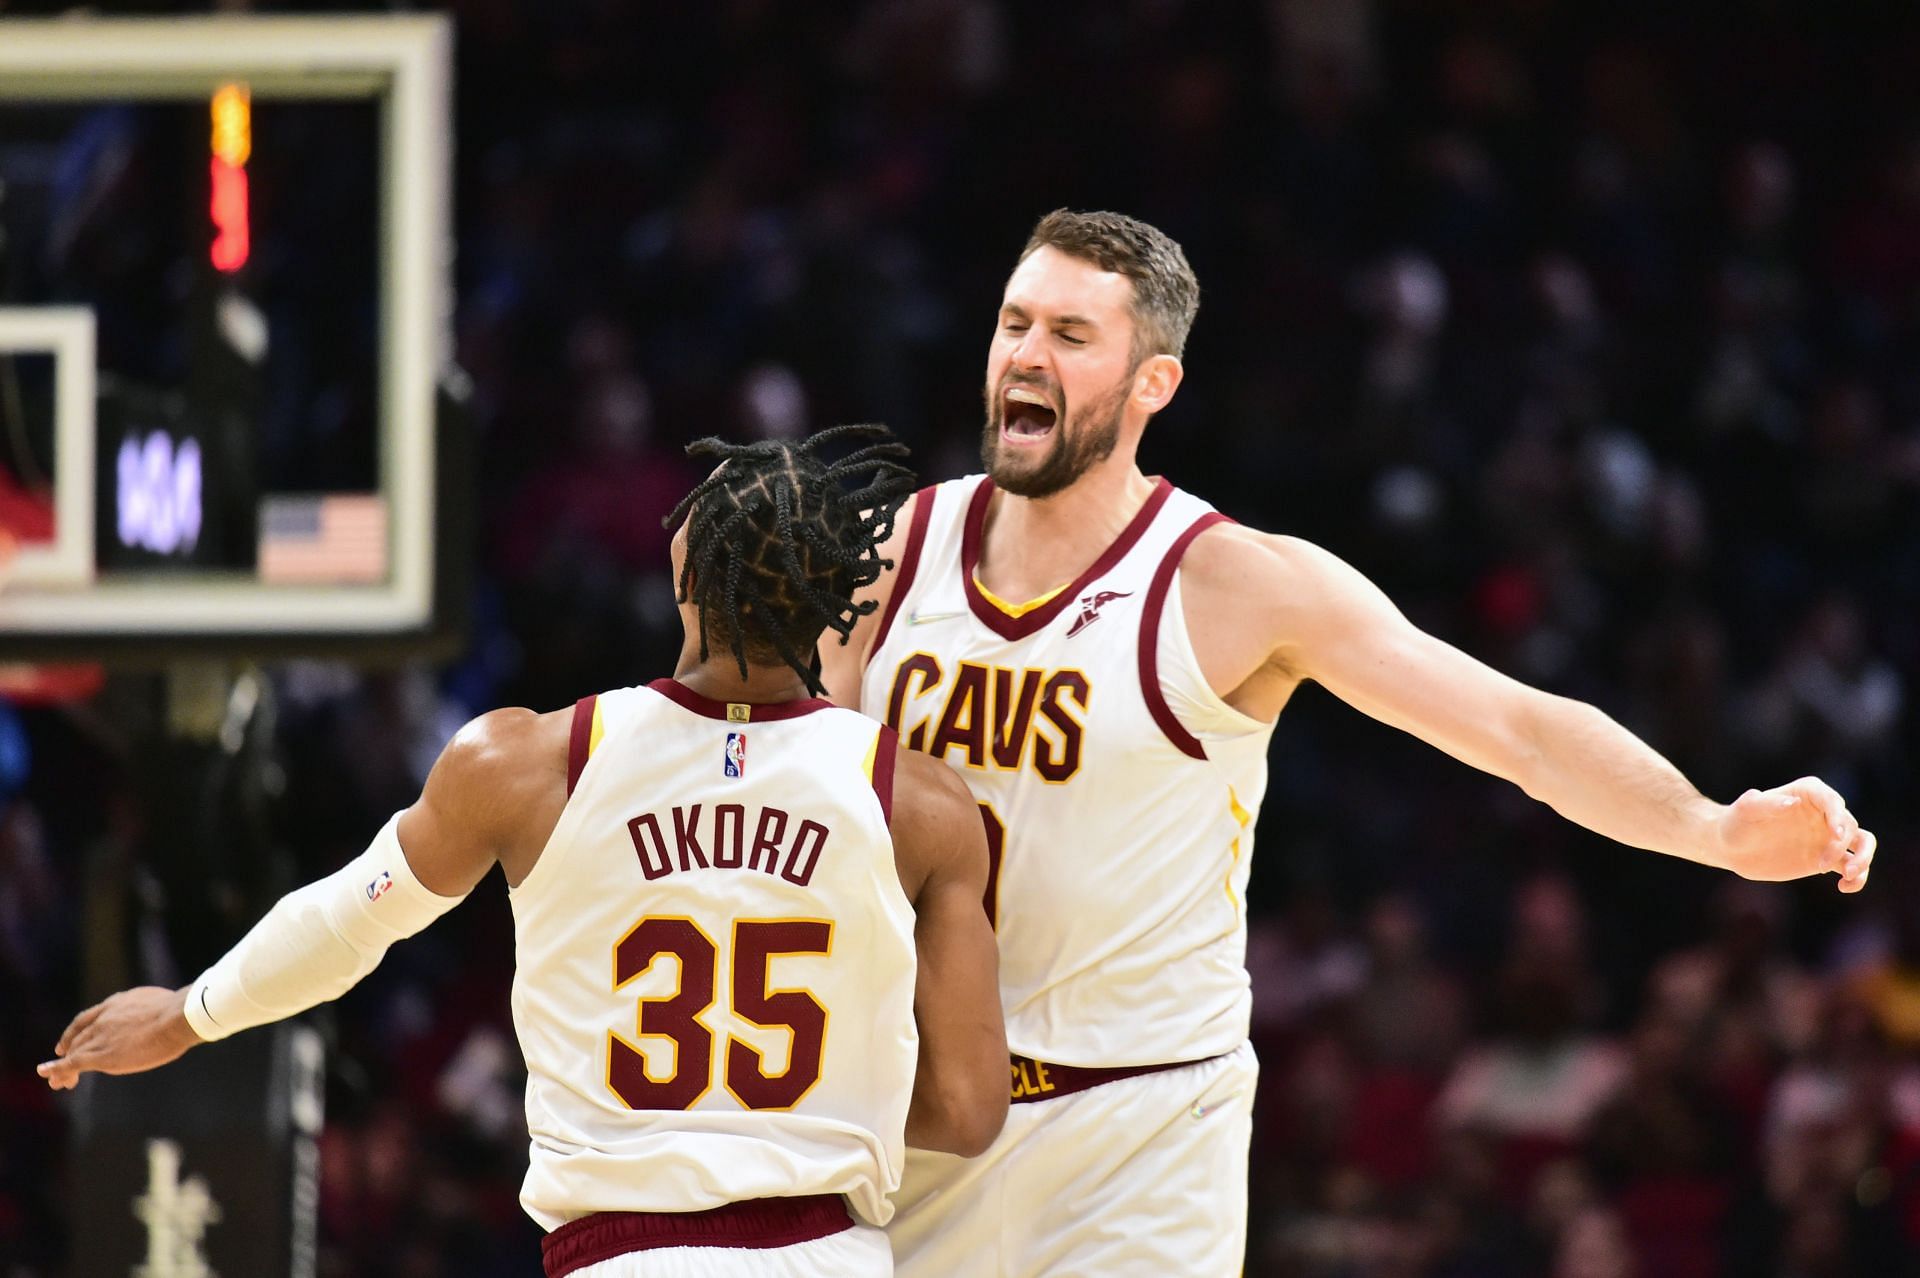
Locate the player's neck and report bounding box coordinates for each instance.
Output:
[979,457,1158,596]
[672,652,818,705]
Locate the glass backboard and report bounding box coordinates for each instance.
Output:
[0,15,455,660]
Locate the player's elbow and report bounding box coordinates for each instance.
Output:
[943,1118,1004,1160]
[913,1083,1006,1158]
[908,1054,1008,1157]
[1491,690,1561,800]
[1509,691,1617,801]
[948,1076,1009,1157]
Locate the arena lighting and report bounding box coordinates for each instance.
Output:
[208,82,250,272]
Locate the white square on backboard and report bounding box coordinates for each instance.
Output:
[0,15,449,641]
[0,307,95,589]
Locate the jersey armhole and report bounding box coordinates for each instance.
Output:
[866,485,939,662]
[566,694,599,796]
[868,723,900,827]
[515,694,603,900]
[1138,513,1233,761]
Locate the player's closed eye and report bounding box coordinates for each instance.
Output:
[1057,332,1086,345]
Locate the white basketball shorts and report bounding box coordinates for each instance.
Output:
[889,1040,1258,1277]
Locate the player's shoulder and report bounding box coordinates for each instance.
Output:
[1178,521,1332,594]
[822,483,946,705]
[900,473,994,530]
[886,745,987,894]
[882,475,976,542]
[435,705,572,794]
[417,705,573,855]
[883,748,975,817]
[1174,524,1372,650]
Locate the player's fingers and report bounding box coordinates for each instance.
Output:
[63,1020,116,1063]
[1834,807,1859,851]
[1784,776,1853,838]
[1781,777,1855,868]
[37,1055,84,1089]
[54,1001,107,1056]
[1838,828,1877,891]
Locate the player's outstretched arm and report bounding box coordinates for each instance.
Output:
[1186,527,1876,892]
[38,707,568,1090]
[819,491,919,710]
[890,745,1009,1157]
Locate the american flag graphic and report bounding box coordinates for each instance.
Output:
[259,494,387,585]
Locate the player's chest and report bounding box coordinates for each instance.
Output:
[869,580,1159,788]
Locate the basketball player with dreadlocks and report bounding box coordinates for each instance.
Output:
[40,425,1008,1277]
[818,211,1879,1276]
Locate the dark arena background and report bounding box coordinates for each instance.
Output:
[2,1,1919,1274]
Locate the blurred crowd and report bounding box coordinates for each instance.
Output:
[5,0,1920,1273]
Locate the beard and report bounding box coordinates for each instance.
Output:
[979,375,1127,499]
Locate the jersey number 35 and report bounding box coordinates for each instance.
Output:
[607,916,832,1112]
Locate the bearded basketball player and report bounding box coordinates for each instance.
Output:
[818,210,1878,1277]
[42,426,1009,1277]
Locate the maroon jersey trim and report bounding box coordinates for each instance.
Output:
[1139,512,1233,761]
[541,1195,853,1276]
[648,678,834,722]
[871,724,899,825]
[566,694,597,795]
[867,485,938,660]
[961,476,1175,640]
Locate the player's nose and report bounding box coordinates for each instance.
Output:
[1009,327,1050,372]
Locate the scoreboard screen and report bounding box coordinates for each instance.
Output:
[1,95,382,577]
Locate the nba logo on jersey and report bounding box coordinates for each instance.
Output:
[366,870,393,902]
[724,732,746,778]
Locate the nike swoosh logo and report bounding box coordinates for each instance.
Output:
[1190,1091,1242,1120]
[907,610,965,625]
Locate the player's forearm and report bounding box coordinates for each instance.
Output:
[903,979,1007,1156]
[903,1070,965,1152]
[186,815,465,1041]
[1517,694,1731,869]
[185,876,388,1039]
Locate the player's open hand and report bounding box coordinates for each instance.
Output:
[36,986,202,1090]
[1717,777,1875,892]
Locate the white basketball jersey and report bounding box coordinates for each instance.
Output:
[509,679,917,1231]
[862,475,1275,1067]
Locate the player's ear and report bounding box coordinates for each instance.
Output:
[669,519,691,593]
[1131,354,1183,416]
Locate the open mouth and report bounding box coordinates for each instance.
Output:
[1002,386,1058,443]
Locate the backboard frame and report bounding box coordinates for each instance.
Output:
[0,15,455,661]
[0,306,95,589]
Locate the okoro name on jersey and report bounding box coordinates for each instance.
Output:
[627,803,833,886]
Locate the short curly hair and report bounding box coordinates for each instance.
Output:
[1020,208,1200,362]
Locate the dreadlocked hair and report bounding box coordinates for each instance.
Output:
[662,423,916,694]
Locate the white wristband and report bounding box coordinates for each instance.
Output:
[184,815,466,1042]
